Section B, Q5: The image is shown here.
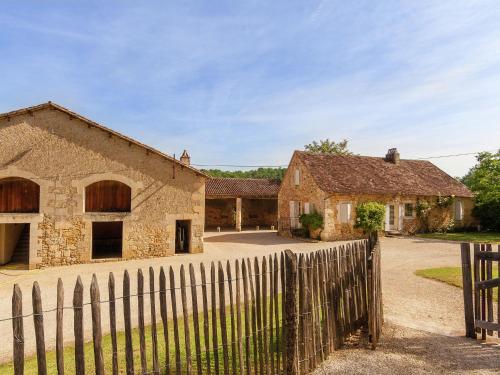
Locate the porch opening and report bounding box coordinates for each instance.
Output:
[0,223,30,267]
[92,221,123,259]
[175,220,191,254]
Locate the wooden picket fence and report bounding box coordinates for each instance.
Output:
[460,242,500,340]
[8,238,382,375]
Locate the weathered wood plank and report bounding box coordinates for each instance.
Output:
[242,259,252,375]
[73,277,85,375]
[269,256,275,375]
[284,250,298,375]
[138,269,148,374]
[211,262,220,375]
[247,259,258,374]
[486,244,493,336]
[170,266,182,375]
[32,282,47,375]
[460,243,475,339]
[160,267,171,375]
[474,319,500,331]
[12,284,24,375]
[123,270,135,375]
[150,267,160,375]
[90,275,105,375]
[254,258,264,375]
[473,244,481,334]
[180,265,193,375]
[235,260,244,375]
[218,262,229,375]
[200,263,211,375]
[108,273,119,375]
[475,251,500,261]
[189,264,202,375]
[56,278,64,375]
[226,260,237,375]
[273,253,280,375]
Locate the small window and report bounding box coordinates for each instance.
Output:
[404,203,414,218]
[294,169,300,186]
[304,202,310,214]
[340,202,352,223]
[454,200,464,221]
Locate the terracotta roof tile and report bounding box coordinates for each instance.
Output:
[296,151,473,197]
[206,178,280,198]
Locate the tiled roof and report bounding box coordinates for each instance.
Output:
[0,102,208,177]
[295,151,473,197]
[206,178,281,198]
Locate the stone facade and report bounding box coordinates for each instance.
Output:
[278,153,476,241]
[205,198,277,229]
[0,105,205,268]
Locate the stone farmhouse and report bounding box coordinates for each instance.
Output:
[205,178,279,231]
[278,149,475,240]
[0,102,206,269]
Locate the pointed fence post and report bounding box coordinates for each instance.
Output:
[12,284,24,375]
[283,250,298,375]
[461,243,476,338]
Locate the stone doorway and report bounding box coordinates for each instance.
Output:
[175,220,191,254]
[0,223,30,267]
[92,221,123,259]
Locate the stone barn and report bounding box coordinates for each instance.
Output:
[0,102,206,269]
[205,178,280,231]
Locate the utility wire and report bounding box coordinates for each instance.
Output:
[192,150,496,168]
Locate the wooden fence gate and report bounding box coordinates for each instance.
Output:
[5,238,382,374]
[460,242,500,339]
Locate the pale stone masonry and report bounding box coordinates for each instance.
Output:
[0,102,206,268]
[279,150,476,240]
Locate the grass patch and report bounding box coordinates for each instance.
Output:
[415,266,499,301]
[415,232,500,243]
[0,299,284,374]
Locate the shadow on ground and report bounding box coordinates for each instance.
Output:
[204,231,310,245]
[315,323,500,374]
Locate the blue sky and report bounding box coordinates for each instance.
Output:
[1,1,499,176]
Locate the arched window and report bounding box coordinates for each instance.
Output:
[0,177,40,213]
[85,180,131,212]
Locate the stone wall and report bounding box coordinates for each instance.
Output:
[0,108,205,268]
[277,153,327,236]
[242,198,277,228]
[278,153,476,241]
[205,198,235,228]
[206,198,278,229]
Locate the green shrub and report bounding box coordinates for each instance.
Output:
[299,212,324,230]
[354,202,385,233]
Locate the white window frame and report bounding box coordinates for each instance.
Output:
[339,202,352,224]
[403,202,414,218]
[454,200,464,221]
[304,202,310,214]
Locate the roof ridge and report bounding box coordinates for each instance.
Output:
[0,102,208,178]
[295,150,431,163]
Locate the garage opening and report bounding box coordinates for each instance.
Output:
[0,223,30,267]
[92,221,123,259]
[175,220,191,254]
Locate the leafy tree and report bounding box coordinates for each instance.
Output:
[304,138,353,155]
[461,150,500,231]
[202,167,287,181]
[354,202,386,234]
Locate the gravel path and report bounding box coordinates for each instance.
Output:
[315,236,500,374]
[1,232,498,371]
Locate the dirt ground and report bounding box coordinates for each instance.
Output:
[0,232,499,372]
[315,236,500,374]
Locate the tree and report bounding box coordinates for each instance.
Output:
[304,138,353,155]
[202,167,287,181]
[461,150,500,231]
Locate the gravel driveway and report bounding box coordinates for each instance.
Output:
[316,236,500,374]
[1,232,498,372]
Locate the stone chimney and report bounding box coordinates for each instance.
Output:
[180,150,191,166]
[385,148,400,164]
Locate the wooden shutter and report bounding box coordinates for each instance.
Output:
[85,181,131,212]
[0,178,40,213]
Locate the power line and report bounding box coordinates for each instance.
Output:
[192,150,496,168]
